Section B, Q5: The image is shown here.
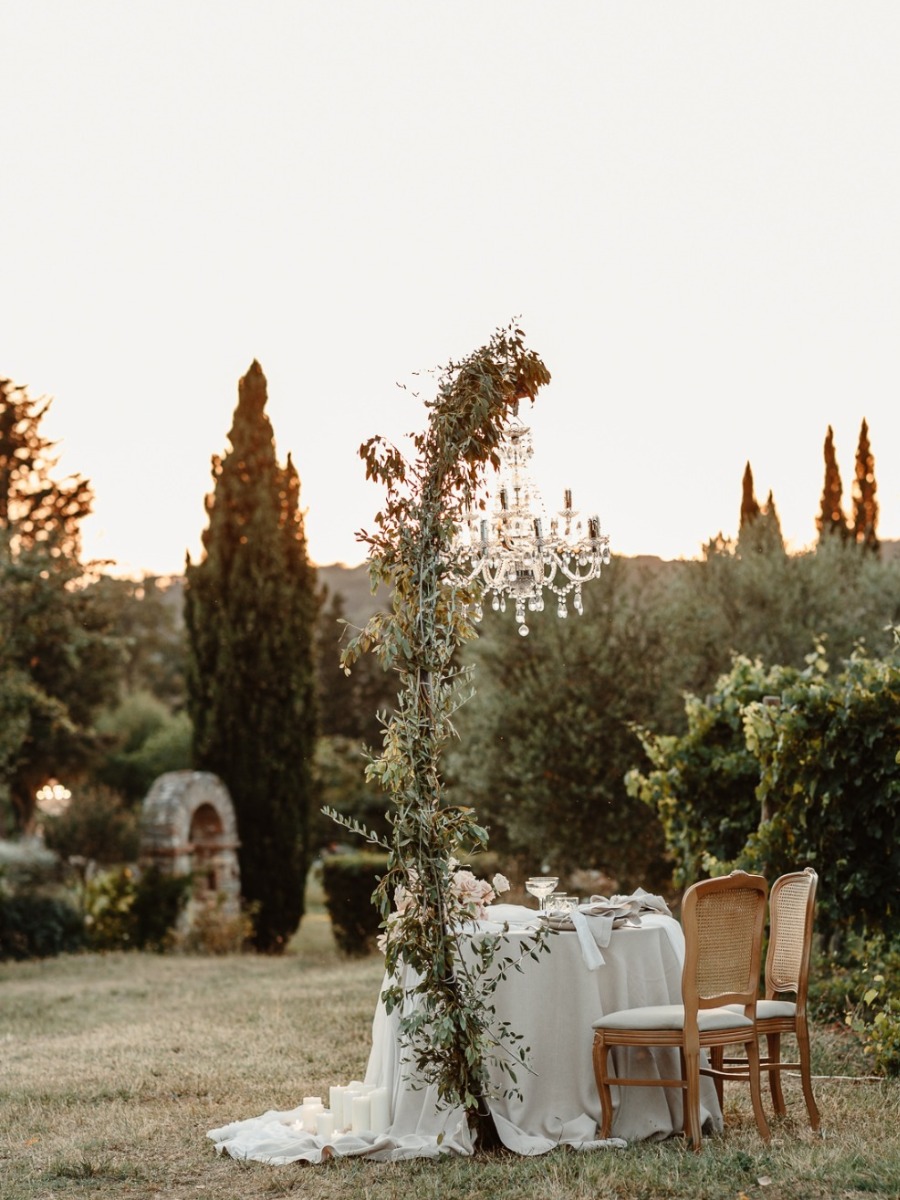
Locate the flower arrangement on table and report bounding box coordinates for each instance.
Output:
[378,860,510,952]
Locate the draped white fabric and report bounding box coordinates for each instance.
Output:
[208,907,723,1164]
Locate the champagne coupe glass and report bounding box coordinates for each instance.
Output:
[525,876,559,912]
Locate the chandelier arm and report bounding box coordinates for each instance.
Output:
[555,560,604,585]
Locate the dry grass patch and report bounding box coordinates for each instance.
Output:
[1,909,899,1200]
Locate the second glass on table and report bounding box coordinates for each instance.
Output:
[525,875,559,911]
[545,893,580,917]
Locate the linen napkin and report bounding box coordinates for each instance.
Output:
[540,908,614,969]
[569,908,611,969]
[584,887,672,921]
[544,888,673,970]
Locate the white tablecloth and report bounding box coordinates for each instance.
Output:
[209,910,722,1164]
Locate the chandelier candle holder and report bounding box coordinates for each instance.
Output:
[451,413,610,635]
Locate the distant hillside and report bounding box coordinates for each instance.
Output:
[151,539,900,635]
[313,542,900,629]
[316,562,387,628]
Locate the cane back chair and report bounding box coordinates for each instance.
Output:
[711,867,820,1129]
[592,870,771,1151]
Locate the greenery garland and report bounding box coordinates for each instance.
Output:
[327,323,551,1139]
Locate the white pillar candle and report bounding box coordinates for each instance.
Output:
[350,1093,371,1133]
[303,1096,323,1108]
[336,1094,355,1128]
[302,1101,324,1131]
[329,1085,345,1124]
[369,1087,390,1135]
[316,1110,334,1141]
[343,1081,363,1128]
[339,1088,358,1131]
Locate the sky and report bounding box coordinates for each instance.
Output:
[2,1,899,576]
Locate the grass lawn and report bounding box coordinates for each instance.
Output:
[2,904,899,1200]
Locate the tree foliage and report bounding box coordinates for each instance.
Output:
[450,532,900,913]
[851,417,879,555]
[92,691,192,804]
[335,323,552,1134]
[1,380,123,833]
[739,461,761,530]
[450,558,671,892]
[184,361,318,953]
[0,378,92,557]
[737,464,784,558]
[315,586,395,745]
[817,424,848,542]
[87,575,187,710]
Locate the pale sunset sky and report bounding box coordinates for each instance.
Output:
[2,2,898,576]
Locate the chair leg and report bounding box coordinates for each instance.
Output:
[709,1045,725,1108]
[683,1048,703,1151]
[766,1032,786,1116]
[796,1018,821,1131]
[678,1047,689,1138]
[592,1035,615,1139]
[745,1035,772,1142]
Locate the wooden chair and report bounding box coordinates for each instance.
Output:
[711,867,820,1129]
[592,870,771,1151]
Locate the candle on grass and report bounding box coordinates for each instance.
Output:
[316,1110,335,1140]
[351,1092,371,1133]
[329,1085,346,1127]
[369,1087,390,1135]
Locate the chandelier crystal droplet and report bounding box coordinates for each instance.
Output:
[451,414,610,635]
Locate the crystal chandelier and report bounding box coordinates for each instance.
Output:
[451,412,610,635]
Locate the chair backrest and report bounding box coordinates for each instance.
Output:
[765,867,818,1002]
[681,870,768,1014]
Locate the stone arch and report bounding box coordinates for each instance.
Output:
[140,770,241,918]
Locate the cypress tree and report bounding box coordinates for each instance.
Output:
[739,462,761,530]
[737,463,785,556]
[760,489,786,554]
[851,417,879,554]
[816,424,848,542]
[184,361,318,952]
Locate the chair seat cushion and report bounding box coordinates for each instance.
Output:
[593,1004,754,1032]
[724,999,797,1020]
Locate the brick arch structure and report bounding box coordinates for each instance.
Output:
[140,770,241,918]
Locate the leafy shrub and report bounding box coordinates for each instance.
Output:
[0,837,61,890]
[811,933,900,1077]
[626,655,802,887]
[739,644,900,940]
[176,892,257,955]
[629,638,900,942]
[82,865,192,951]
[41,785,140,865]
[0,893,84,960]
[320,852,389,956]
